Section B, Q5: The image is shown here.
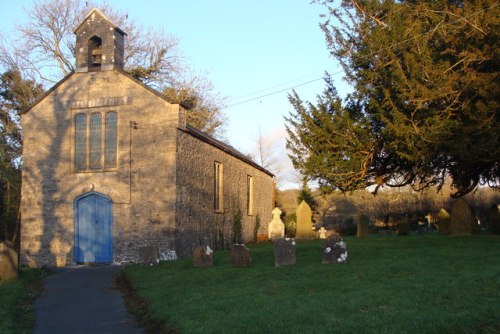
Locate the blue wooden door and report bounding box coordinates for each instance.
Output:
[75,192,113,263]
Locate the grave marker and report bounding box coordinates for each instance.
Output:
[488,205,500,235]
[356,214,370,237]
[450,199,474,236]
[295,201,315,239]
[230,244,252,268]
[192,245,214,267]
[273,238,296,267]
[438,208,451,234]
[268,207,285,240]
[322,235,348,264]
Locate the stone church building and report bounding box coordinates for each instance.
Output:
[20,9,274,267]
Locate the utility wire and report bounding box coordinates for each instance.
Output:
[227,76,327,108]
[225,3,498,110]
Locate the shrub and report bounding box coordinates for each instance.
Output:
[284,213,296,237]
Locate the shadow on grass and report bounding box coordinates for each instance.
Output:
[116,271,178,334]
[0,268,45,334]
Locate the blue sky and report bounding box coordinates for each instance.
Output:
[0,0,345,188]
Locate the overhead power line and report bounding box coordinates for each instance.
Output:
[224,3,498,110]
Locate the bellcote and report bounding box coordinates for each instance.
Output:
[74,9,126,72]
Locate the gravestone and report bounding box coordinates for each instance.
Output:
[0,241,18,281]
[450,199,474,236]
[318,227,327,239]
[192,245,214,267]
[398,218,411,235]
[230,244,252,268]
[322,235,348,264]
[268,207,285,240]
[295,201,315,239]
[488,205,500,235]
[273,238,296,267]
[356,214,370,237]
[438,208,451,234]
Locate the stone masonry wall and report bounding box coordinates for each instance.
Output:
[20,70,179,267]
[175,130,274,257]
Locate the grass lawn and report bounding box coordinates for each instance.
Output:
[0,268,44,334]
[122,235,500,334]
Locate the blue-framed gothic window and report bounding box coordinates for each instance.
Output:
[74,111,117,171]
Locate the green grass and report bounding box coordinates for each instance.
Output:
[122,235,500,334]
[0,268,44,334]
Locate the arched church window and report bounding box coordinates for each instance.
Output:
[74,111,117,172]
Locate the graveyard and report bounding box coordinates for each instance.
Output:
[119,235,500,334]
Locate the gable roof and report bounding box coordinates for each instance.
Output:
[73,8,126,36]
[180,125,274,177]
[20,69,273,177]
[20,69,190,115]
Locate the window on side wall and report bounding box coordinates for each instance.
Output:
[214,161,224,212]
[74,111,117,172]
[247,175,254,216]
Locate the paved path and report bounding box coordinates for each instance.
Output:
[34,265,143,334]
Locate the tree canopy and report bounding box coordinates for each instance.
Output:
[286,0,499,197]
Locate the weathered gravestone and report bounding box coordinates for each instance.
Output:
[230,244,252,268]
[274,238,296,267]
[356,214,370,237]
[488,205,500,235]
[450,199,475,236]
[438,208,451,234]
[295,201,315,239]
[0,240,18,281]
[318,227,327,239]
[192,245,214,267]
[398,218,411,235]
[268,207,285,240]
[322,234,348,264]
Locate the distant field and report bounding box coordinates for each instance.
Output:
[122,235,500,334]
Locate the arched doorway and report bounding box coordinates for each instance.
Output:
[74,192,113,263]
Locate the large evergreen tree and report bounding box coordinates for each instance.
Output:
[0,70,44,242]
[287,0,499,197]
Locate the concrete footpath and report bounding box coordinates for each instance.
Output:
[33,265,143,334]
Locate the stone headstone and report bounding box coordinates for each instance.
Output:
[450,199,474,236]
[438,208,451,234]
[273,238,296,267]
[268,207,285,240]
[318,227,327,239]
[398,218,411,235]
[192,245,214,267]
[322,235,348,264]
[230,244,252,268]
[488,205,500,235]
[356,214,370,237]
[138,245,159,264]
[295,201,315,239]
[0,241,18,281]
